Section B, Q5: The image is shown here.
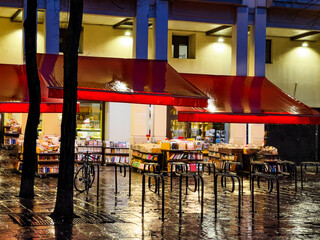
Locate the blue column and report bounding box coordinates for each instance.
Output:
[253,8,267,77]
[154,0,168,60]
[133,0,149,59]
[45,0,60,54]
[232,6,248,76]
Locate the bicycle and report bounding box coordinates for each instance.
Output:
[74,152,100,194]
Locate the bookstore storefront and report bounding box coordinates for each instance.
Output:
[3,54,320,176]
[1,101,103,148]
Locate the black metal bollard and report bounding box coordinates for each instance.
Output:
[142,174,145,217]
[114,163,132,196]
[179,172,204,222]
[300,162,319,190]
[251,173,279,219]
[96,164,100,205]
[215,173,241,220]
[142,162,165,222]
[115,164,118,194]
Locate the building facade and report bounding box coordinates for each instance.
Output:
[0,0,319,160]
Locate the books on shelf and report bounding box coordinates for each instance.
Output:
[16,161,23,172]
[38,155,59,161]
[37,136,60,153]
[76,153,101,162]
[105,148,129,154]
[4,137,18,145]
[77,147,102,153]
[76,139,103,147]
[161,140,204,151]
[168,152,203,160]
[104,141,129,148]
[131,143,161,153]
[132,150,158,161]
[167,163,201,172]
[105,156,129,164]
[38,166,59,174]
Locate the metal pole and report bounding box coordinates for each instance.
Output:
[96,164,100,205]
[276,177,280,219]
[186,176,188,195]
[171,164,173,191]
[115,164,118,194]
[238,177,241,220]
[315,125,318,162]
[179,175,182,218]
[200,175,204,222]
[294,165,297,192]
[129,165,132,197]
[161,175,165,222]
[214,175,218,218]
[142,174,145,218]
[251,175,255,215]
[301,164,303,190]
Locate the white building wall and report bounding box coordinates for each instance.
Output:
[229,123,247,145]
[107,103,131,142]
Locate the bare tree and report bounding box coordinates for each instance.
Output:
[50,0,83,220]
[19,0,41,199]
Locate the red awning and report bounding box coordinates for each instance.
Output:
[0,63,70,113]
[37,54,208,107]
[176,74,320,125]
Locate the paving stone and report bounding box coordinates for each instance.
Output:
[0,150,320,239]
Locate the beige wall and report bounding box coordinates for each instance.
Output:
[168,31,232,75]
[0,18,46,64]
[37,23,45,54]
[82,24,133,58]
[42,113,61,136]
[129,104,149,144]
[266,37,320,108]
[153,105,167,141]
[0,18,23,64]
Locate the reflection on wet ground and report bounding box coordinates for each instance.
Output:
[0,151,319,239]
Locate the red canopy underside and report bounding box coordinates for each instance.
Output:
[0,103,79,113]
[48,88,207,107]
[177,74,320,125]
[37,54,208,107]
[178,112,320,125]
[0,64,64,113]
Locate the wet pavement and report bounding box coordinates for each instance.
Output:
[0,151,319,239]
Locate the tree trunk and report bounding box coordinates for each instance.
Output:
[51,0,83,220]
[19,0,41,199]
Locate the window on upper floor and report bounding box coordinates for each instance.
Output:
[172,35,196,59]
[265,39,272,64]
[59,27,84,54]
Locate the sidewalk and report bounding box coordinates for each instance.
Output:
[0,150,319,239]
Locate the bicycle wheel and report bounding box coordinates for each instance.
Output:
[88,165,96,188]
[84,165,96,194]
[74,165,89,193]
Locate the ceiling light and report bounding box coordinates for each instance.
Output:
[218,37,224,43]
[125,31,131,36]
[302,42,308,47]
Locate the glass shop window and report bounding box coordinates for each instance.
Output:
[265,39,272,64]
[59,27,84,54]
[172,36,189,59]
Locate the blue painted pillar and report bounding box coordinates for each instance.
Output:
[133,0,149,59]
[232,6,248,76]
[154,0,168,60]
[252,8,267,77]
[45,0,60,54]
